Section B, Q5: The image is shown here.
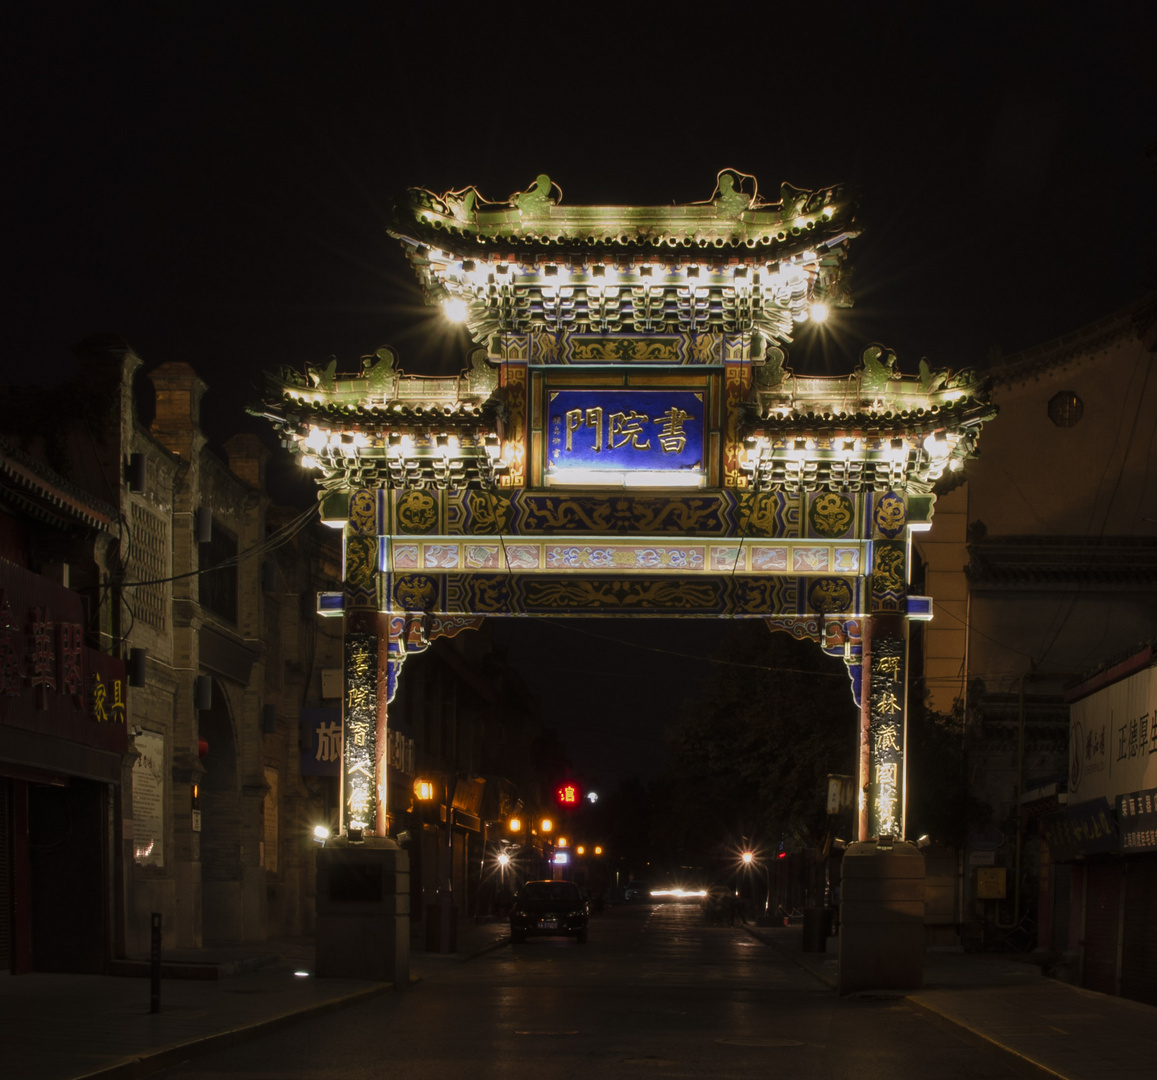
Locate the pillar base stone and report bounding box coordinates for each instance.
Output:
[315,837,410,984]
[838,839,925,995]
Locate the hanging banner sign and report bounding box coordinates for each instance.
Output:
[546,390,704,481]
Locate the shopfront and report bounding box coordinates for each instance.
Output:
[1,559,127,974]
[1046,651,1157,1005]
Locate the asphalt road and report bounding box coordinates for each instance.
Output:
[155,901,1024,1079]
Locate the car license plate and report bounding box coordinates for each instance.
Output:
[538,920,558,930]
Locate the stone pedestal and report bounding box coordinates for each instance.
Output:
[838,839,924,995]
[315,837,410,984]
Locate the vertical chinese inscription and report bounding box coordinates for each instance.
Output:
[868,634,906,838]
[502,363,528,488]
[723,361,749,488]
[343,632,377,833]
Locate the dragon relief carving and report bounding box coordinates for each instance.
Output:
[360,346,399,394]
[523,578,721,611]
[858,344,900,396]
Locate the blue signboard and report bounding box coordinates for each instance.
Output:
[1042,797,1119,860]
[301,707,341,776]
[546,390,704,478]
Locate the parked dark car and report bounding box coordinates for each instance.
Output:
[623,880,650,902]
[510,880,589,944]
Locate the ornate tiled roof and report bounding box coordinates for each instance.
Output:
[248,347,507,492]
[738,345,996,494]
[386,171,859,344]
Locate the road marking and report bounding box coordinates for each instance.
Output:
[714,1037,805,1047]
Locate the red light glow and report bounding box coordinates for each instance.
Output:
[556,782,580,805]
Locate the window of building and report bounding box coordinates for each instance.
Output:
[129,503,169,630]
[199,520,238,624]
[1048,390,1084,428]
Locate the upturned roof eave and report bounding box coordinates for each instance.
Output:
[387,172,860,261]
[0,437,118,532]
[388,223,860,262]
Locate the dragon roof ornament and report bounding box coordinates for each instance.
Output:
[387,171,859,345]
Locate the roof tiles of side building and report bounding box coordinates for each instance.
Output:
[0,435,118,531]
[986,292,1157,388]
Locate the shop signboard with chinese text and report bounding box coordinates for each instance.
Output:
[1042,797,1119,860]
[0,560,126,756]
[1069,663,1157,803]
[1118,786,1157,853]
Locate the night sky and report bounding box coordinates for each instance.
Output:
[7,4,1156,786]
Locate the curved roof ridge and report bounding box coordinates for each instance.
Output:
[988,291,1157,387]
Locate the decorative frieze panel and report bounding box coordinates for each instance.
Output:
[384,536,865,576]
[404,489,810,539]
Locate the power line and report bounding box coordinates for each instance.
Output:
[117,502,320,588]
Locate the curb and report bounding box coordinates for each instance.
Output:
[905,995,1069,1080]
[747,925,1070,1080]
[72,982,393,1080]
[742,925,838,989]
[410,932,510,967]
[466,933,510,960]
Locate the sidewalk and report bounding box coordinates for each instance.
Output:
[3,919,1154,1080]
[745,922,1156,1080]
[0,920,511,1080]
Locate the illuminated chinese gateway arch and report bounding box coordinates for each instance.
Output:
[254,171,994,849]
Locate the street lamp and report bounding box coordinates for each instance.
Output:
[414,775,457,954]
[738,848,772,922]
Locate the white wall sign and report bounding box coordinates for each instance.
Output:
[132,729,165,867]
[1070,664,1157,803]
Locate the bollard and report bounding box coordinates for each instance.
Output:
[149,913,162,1013]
